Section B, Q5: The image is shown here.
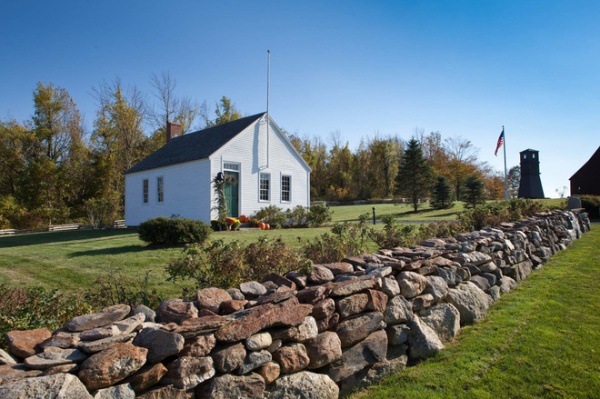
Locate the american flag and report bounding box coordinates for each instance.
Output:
[494,129,504,156]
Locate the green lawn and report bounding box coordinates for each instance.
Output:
[351,224,600,399]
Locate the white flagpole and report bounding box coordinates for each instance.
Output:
[503,126,508,200]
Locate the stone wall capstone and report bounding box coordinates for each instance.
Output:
[0,210,590,398]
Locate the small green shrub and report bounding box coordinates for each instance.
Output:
[138,217,211,246]
[85,267,162,310]
[580,195,600,218]
[0,285,93,350]
[285,205,310,228]
[166,237,312,295]
[302,219,369,263]
[254,205,287,228]
[308,203,333,227]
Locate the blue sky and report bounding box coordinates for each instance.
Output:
[1,0,599,198]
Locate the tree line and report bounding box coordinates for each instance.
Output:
[0,73,517,230]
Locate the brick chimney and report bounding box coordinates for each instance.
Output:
[166,122,182,142]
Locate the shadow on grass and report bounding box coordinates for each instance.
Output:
[68,245,149,257]
[0,229,136,248]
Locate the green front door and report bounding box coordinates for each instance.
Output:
[224,171,239,217]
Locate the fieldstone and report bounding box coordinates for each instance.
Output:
[219,299,248,314]
[262,273,297,290]
[430,256,455,267]
[437,267,462,288]
[308,264,335,284]
[381,277,401,297]
[311,298,335,319]
[447,282,493,325]
[40,363,79,376]
[0,348,17,365]
[266,371,339,399]
[126,363,168,393]
[252,290,296,307]
[133,304,156,322]
[336,293,369,319]
[6,328,52,358]
[335,311,383,348]
[197,287,232,313]
[499,276,517,293]
[257,361,280,384]
[211,342,246,373]
[79,325,120,341]
[490,285,501,301]
[273,343,310,373]
[0,373,92,399]
[296,285,331,304]
[285,271,308,290]
[24,347,87,370]
[383,295,413,325]
[338,360,400,397]
[315,313,339,333]
[321,262,354,275]
[78,333,136,354]
[470,275,491,292]
[397,271,428,298]
[419,303,461,343]
[237,349,272,375]
[136,385,193,399]
[113,312,146,336]
[468,251,493,266]
[246,332,273,350]
[180,333,216,357]
[41,330,80,349]
[66,304,130,332]
[424,275,449,302]
[327,330,388,382]
[156,299,198,324]
[479,261,498,273]
[506,260,533,281]
[165,356,215,390]
[367,266,393,278]
[266,339,283,353]
[411,293,435,312]
[166,314,229,338]
[239,281,268,298]
[198,373,265,399]
[93,383,135,399]
[328,276,381,297]
[387,324,410,346]
[133,328,184,364]
[227,288,246,300]
[367,289,388,312]
[215,298,313,342]
[78,342,147,390]
[305,331,342,369]
[407,315,444,361]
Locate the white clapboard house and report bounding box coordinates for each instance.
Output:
[124,113,311,226]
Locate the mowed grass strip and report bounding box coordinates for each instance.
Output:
[351,225,600,399]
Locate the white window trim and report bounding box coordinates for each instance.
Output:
[281,174,291,203]
[259,172,270,202]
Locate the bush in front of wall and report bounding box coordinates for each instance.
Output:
[138,217,211,246]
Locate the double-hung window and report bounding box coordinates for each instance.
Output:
[259,173,270,201]
[157,176,164,203]
[143,179,149,204]
[281,175,291,202]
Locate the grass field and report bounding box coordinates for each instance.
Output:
[351,224,600,399]
[0,199,568,299]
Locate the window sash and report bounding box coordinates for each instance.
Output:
[157,176,164,203]
[259,173,270,201]
[281,175,291,202]
[143,179,149,203]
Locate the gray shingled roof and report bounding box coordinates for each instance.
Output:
[125,112,265,174]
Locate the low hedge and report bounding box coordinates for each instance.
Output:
[138,217,211,246]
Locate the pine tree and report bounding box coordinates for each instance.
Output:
[430,175,454,209]
[396,139,433,212]
[463,174,485,208]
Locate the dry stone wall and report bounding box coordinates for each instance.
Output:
[0,210,590,398]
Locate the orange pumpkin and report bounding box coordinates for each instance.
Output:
[258,222,266,230]
[265,223,270,230]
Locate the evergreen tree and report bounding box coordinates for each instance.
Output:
[430,175,454,209]
[463,174,485,208]
[395,138,432,212]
